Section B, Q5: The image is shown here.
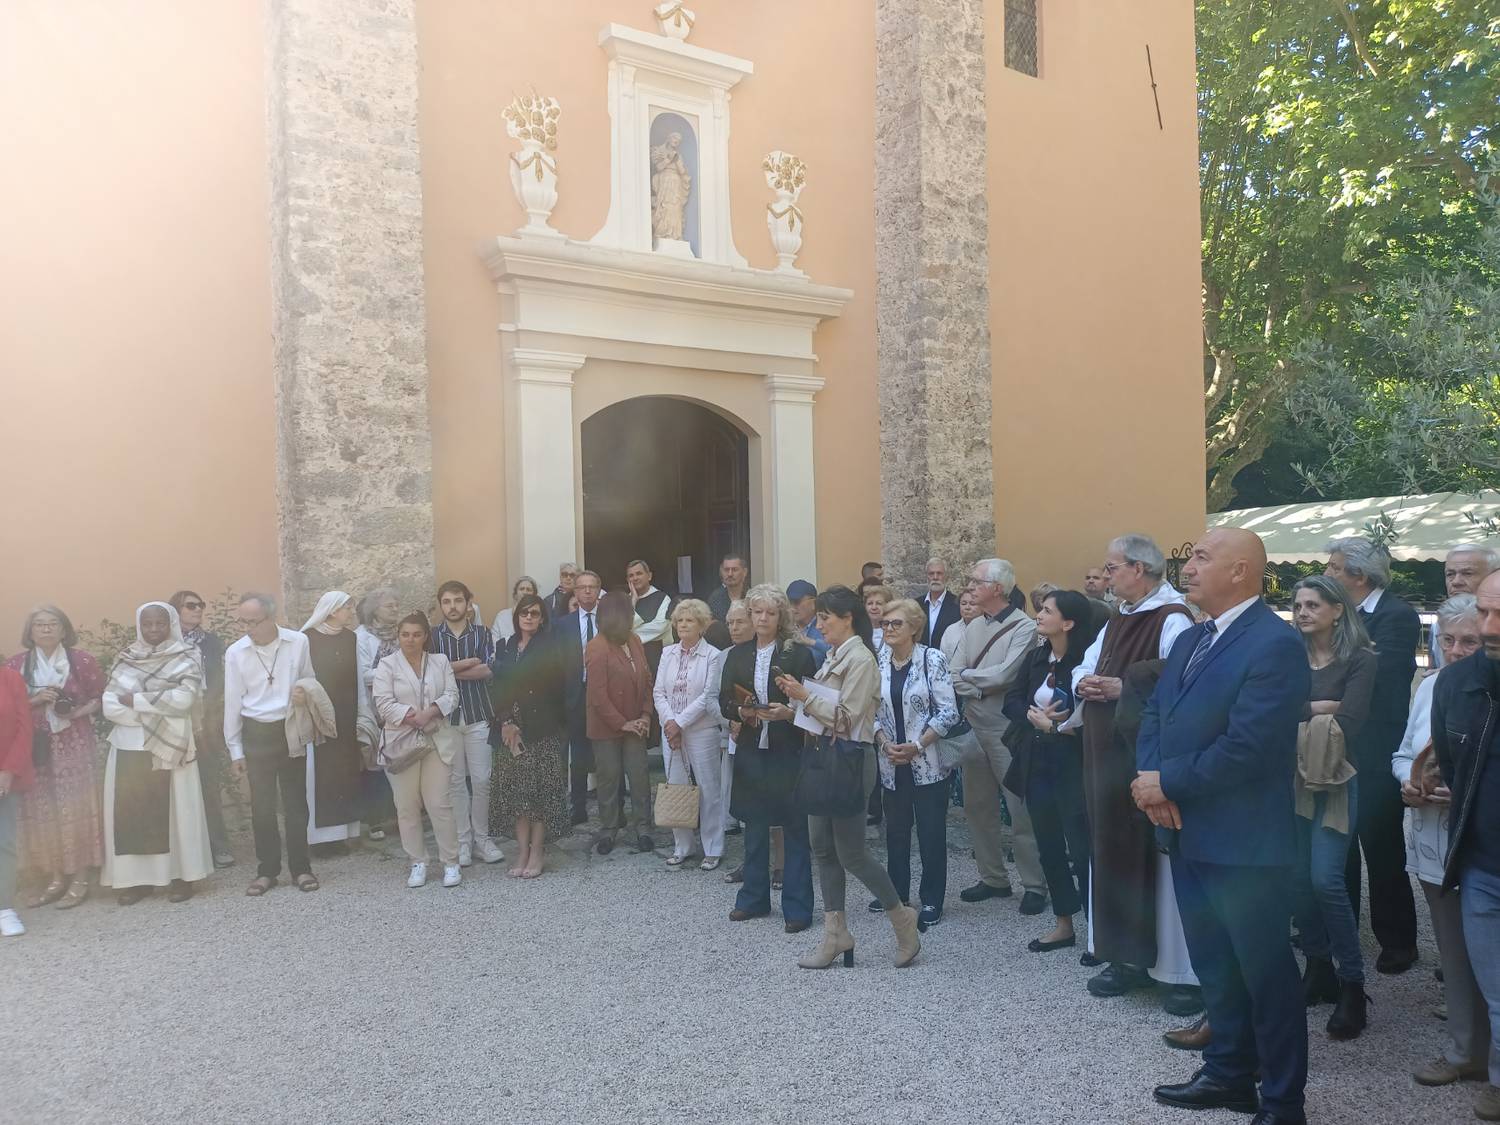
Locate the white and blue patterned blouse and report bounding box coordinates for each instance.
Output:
[875,643,959,789]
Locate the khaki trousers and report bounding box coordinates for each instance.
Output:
[963,724,1045,895]
[386,751,459,865]
[593,734,650,834]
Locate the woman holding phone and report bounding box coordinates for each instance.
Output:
[719,585,814,931]
[778,585,920,969]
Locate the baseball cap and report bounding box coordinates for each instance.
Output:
[786,579,817,602]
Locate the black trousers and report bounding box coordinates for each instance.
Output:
[1027,743,1090,918]
[566,720,593,818]
[195,727,230,855]
[243,719,311,880]
[881,767,948,909]
[1344,720,1417,952]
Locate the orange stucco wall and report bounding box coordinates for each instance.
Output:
[416,0,881,616]
[985,0,1204,593]
[0,0,278,639]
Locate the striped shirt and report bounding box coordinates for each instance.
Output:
[428,620,495,725]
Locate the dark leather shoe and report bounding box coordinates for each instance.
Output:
[1162,1015,1212,1052]
[1087,962,1152,997]
[116,886,152,907]
[959,880,1012,903]
[1018,891,1048,916]
[593,834,614,855]
[1080,951,1103,968]
[729,907,770,922]
[1250,1112,1306,1125]
[635,834,655,854]
[868,897,887,913]
[784,919,810,934]
[1326,979,1369,1040]
[1376,947,1417,974]
[917,905,941,931]
[166,880,193,904]
[1152,1068,1258,1113]
[1302,955,1339,1006]
[724,822,743,836]
[1162,983,1205,1017]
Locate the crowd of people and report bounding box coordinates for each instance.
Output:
[1,537,1498,1124]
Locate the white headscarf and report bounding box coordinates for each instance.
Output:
[106,602,203,768]
[302,591,353,635]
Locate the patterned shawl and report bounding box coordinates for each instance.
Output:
[107,602,204,769]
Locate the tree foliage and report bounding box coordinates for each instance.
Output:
[1198,0,1498,509]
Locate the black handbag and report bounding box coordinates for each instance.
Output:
[32,727,52,769]
[792,733,867,818]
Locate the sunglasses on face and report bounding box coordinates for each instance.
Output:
[182,601,205,611]
[518,608,542,618]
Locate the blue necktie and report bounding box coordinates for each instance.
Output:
[1181,619,1218,684]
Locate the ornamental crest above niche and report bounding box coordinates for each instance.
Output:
[589,18,751,265]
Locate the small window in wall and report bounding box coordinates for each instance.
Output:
[1004,0,1039,77]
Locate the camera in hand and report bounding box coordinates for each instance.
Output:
[52,693,76,717]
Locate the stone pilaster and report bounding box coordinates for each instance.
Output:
[874,0,996,588]
[266,0,434,620]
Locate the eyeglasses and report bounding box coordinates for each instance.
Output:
[1102,562,1136,576]
[879,618,908,629]
[240,616,268,628]
[181,601,205,611]
[31,620,61,631]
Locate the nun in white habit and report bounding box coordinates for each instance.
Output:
[101,602,214,903]
[300,592,374,848]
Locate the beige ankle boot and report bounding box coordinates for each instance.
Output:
[797,911,855,969]
[888,904,921,967]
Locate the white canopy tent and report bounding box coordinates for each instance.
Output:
[1207,490,1500,564]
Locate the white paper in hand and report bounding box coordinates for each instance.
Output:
[793,678,840,737]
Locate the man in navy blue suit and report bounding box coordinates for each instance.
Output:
[1133,528,1312,1125]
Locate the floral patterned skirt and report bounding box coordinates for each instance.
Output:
[22,718,104,876]
[490,731,571,841]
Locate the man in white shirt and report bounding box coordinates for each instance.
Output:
[224,592,316,896]
[920,557,961,651]
[1431,545,1498,668]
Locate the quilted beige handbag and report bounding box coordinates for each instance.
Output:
[654,747,701,829]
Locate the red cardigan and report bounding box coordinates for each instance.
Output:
[0,667,36,791]
[584,634,654,740]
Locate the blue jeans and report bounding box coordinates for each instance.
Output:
[737,816,813,925]
[1460,863,1500,1084]
[1293,779,1363,981]
[0,792,17,911]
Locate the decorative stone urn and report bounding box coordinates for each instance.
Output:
[762,150,807,274]
[654,2,695,41]
[503,93,562,237]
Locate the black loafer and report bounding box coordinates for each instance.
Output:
[1249,1111,1306,1125]
[1018,891,1048,915]
[959,881,1012,903]
[1028,934,1076,952]
[1152,1068,1259,1113]
[917,905,941,931]
[594,834,615,855]
[1162,984,1206,1017]
[1088,962,1153,997]
[635,834,655,854]
[1375,947,1418,975]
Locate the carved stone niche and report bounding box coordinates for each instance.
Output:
[589,23,751,266]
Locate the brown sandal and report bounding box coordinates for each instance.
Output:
[27,878,67,909]
[55,879,90,910]
[246,876,276,897]
[294,874,320,892]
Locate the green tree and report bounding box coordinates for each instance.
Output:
[1199,0,1497,509]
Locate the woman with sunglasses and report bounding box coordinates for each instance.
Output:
[490,594,570,878]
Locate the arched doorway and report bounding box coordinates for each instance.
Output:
[580,398,750,595]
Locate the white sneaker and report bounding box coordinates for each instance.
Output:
[442,864,462,888]
[477,838,505,864]
[406,863,427,889]
[458,842,473,867]
[0,909,24,937]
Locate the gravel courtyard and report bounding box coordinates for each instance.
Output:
[2,807,1466,1125]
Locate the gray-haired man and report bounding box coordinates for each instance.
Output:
[1432,545,1498,668]
[949,558,1046,912]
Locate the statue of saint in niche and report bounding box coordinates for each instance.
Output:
[650,132,692,242]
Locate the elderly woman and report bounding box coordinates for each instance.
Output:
[1289,575,1377,1039]
[721,584,815,928]
[779,585,920,968]
[1397,595,1493,1088]
[7,605,104,910]
[872,598,959,931]
[654,599,728,870]
[586,594,655,856]
[491,575,539,644]
[355,587,402,839]
[490,593,570,878]
[0,663,36,936]
[302,592,374,853]
[372,613,462,889]
[940,588,980,666]
[100,603,213,905]
[863,585,894,653]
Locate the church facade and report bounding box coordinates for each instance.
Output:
[3,0,1204,628]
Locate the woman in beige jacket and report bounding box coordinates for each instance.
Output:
[778,585,920,969]
[372,613,462,890]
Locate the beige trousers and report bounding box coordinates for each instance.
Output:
[386,751,459,865]
[963,724,1045,895]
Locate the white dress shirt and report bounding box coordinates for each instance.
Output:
[1358,588,1384,614]
[754,641,775,749]
[223,627,314,760]
[926,593,945,639]
[1205,595,1261,646]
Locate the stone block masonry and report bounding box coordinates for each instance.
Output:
[875,0,997,587]
[266,0,435,620]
